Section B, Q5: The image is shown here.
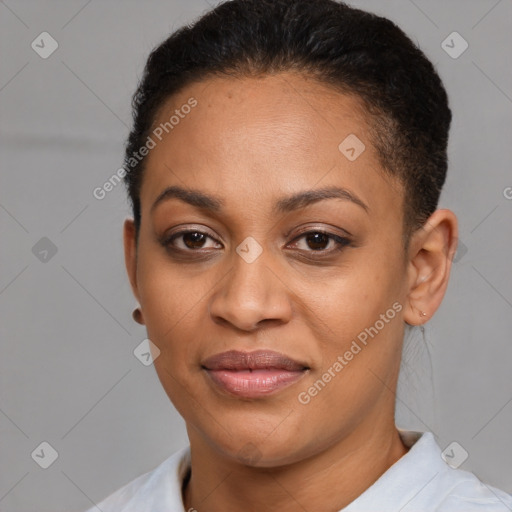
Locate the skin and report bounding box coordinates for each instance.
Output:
[123,71,458,512]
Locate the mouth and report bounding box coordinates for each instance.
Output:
[201,349,310,399]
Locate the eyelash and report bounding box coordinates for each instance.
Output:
[161,228,352,258]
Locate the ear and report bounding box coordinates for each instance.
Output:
[123,218,141,304]
[404,209,458,326]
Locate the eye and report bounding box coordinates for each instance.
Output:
[163,229,222,251]
[160,227,352,257]
[287,230,351,254]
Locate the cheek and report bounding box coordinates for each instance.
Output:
[137,242,202,330]
[297,256,405,402]
[139,269,207,417]
[136,259,202,380]
[302,262,402,348]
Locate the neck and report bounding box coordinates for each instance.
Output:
[182,419,409,512]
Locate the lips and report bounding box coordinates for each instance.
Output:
[202,349,309,398]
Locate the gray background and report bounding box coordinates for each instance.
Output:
[0,1,511,510]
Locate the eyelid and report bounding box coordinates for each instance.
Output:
[288,224,353,239]
[163,224,220,241]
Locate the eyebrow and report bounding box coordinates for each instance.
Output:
[150,184,369,215]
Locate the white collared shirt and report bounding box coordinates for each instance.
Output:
[84,430,512,511]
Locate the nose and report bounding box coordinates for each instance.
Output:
[208,247,293,332]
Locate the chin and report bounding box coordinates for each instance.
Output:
[194,419,315,468]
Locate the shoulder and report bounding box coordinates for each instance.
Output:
[342,430,512,512]
[402,431,512,511]
[434,468,512,511]
[82,446,190,512]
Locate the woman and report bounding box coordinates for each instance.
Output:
[85,0,512,510]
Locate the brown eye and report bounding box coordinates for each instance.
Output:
[287,230,351,255]
[304,232,330,250]
[163,230,222,252]
[182,231,207,249]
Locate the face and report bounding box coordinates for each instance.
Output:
[126,72,413,467]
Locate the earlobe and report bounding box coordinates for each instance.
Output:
[403,209,458,326]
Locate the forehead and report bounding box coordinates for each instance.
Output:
[151,71,370,162]
[141,72,402,223]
